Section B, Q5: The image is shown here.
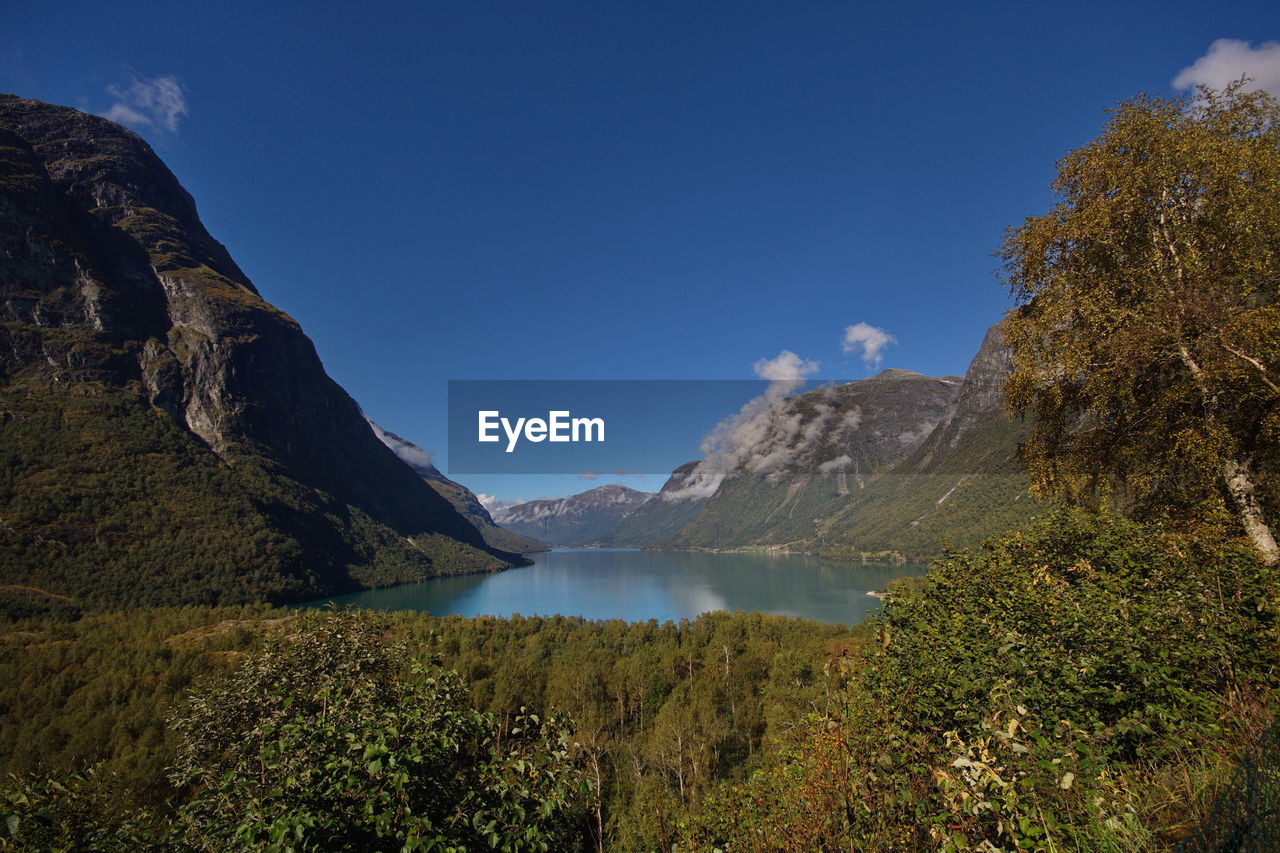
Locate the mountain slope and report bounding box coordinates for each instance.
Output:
[661,370,961,549]
[366,419,546,554]
[0,94,520,611]
[803,323,1042,558]
[493,485,654,545]
[599,461,708,546]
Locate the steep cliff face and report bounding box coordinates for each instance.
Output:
[493,485,654,545]
[0,95,518,610]
[806,323,1040,558]
[661,370,962,548]
[916,323,1015,459]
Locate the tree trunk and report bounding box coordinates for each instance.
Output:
[1178,345,1280,565]
[1223,459,1280,565]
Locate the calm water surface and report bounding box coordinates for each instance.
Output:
[305,549,925,625]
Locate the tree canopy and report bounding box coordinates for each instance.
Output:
[999,81,1280,563]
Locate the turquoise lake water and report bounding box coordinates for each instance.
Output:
[304,548,925,626]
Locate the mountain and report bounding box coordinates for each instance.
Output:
[660,370,962,549]
[598,461,708,546]
[493,485,654,545]
[0,94,522,612]
[365,419,546,554]
[801,323,1041,558]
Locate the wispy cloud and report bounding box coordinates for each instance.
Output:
[102,74,188,133]
[1173,39,1280,97]
[363,415,435,474]
[753,350,820,381]
[818,454,853,474]
[663,350,824,500]
[841,322,896,368]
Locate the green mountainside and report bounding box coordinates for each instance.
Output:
[617,325,1040,558]
[0,95,520,612]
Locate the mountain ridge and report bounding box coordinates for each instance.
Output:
[0,94,522,611]
[494,484,654,545]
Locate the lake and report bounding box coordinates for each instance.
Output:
[304,549,926,625]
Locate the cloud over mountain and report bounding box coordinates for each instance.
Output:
[102,74,188,132]
[842,322,896,367]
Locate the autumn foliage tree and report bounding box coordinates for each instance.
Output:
[1000,81,1280,562]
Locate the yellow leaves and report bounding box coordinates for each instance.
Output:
[999,85,1280,529]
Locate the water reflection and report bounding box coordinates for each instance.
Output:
[303,549,925,626]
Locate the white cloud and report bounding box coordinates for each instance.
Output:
[578,471,600,480]
[364,415,435,473]
[102,75,188,133]
[841,322,896,368]
[753,350,820,381]
[818,454,853,474]
[1173,39,1280,98]
[663,352,829,500]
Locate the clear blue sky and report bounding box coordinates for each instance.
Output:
[4,1,1277,504]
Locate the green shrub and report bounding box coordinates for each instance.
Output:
[169,609,588,852]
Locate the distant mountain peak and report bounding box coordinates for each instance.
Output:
[493,485,654,546]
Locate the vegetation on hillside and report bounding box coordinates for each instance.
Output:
[808,411,1038,560]
[1,607,855,851]
[1,95,519,614]
[3,511,1274,850]
[0,383,506,616]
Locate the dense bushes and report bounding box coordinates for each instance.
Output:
[171,610,585,851]
[684,510,1279,850]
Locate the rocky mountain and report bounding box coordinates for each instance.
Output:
[365,418,545,554]
[661,369,962,549]
[802,323,1040,558]
[598,461,708,547]
[493,484,654,546]
[613,326,1038,557]
[0,94,522,612]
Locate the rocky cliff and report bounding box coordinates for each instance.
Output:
[0,94,520,611]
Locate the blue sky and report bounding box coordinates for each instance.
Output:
[4,1,1278,505]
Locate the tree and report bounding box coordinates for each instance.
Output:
[1000,81,1280,563]
[169,609,587,851]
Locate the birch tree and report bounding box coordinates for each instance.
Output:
[1000,81,1280,563]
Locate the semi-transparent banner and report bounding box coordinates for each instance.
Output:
[447,379,780,474]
